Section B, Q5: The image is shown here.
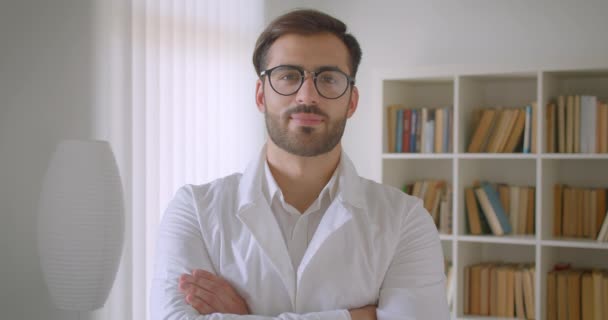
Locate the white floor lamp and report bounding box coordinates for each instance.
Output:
[37,139,124,317]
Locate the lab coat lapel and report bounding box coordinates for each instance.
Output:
[236,146,296,306]
[236,203,296,306]
[297,200,353,281]
[297,152,364,281]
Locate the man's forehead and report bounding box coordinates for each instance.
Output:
[265,33,351,72]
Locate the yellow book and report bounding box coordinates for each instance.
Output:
[567,95,575,153]
[558,96,566,153]
[468,109,497,153]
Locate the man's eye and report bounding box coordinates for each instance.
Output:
[278,73,300,81]
[319,75,337,84]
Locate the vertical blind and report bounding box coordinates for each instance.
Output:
[131,1,265,318]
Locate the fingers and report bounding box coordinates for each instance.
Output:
[185,292,216,315]
[179,270,247,314]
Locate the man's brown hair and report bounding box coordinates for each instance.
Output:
[252,9,362,78]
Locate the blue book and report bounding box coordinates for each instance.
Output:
[523,105,532,153]
[396,109,403,153]
[410,109,417,152]
[477,182,513,235]
[443,107,450,153]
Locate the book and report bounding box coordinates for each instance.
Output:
[470,264,483,315]
[498,184,510,215]
[435,108,444,153]
[574,96,581,153]
[581,273,593,320]
[464,265,471,315]
[468,108,497,153]
[523,267,535,319]
[402,109,411,152]
[547,103,556,153]
[602,102,608,153]
[506,267,515,317]
[415,108,423,153]
[510,185,520,234]
[581,96,597,153]
[526,187,535,234]
[567,270,582,320]
[396,109,404,152]
[558,96,566,153]
[503,108,526,153]
[481,264,491,315]
[487,109,510,153]
[424,116,435,153]
[597,209,608,242]
[475,182,513,235]
[554,184,563,237]
[410,109,417,153]
[531,102,538,153]
[593,271,605,320]
[518,186,529,235]
[488,264,499,316]
[420,108,428,153]
[516,269,526,318]
[523,105,532,153]
[597,189,607,238]
[557,270,568,320]
[567,95,574,153]
[444,107,452,152]
[547,271,557,320]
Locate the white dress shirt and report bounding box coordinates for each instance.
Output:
[150,146,450,320]
[263,160,339,270]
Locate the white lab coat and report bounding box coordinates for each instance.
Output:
[150,149,449,320]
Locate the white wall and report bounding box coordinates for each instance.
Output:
[265,0,608,180]
[0,0,95,319]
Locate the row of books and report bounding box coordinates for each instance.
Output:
[387,106,453,153]
[546,265,608,320]
[553,185,608,241]
[403,180,452,234]
[467,104,537,153]
[546,95,608,153]
[465,181,535,236]
[464,263,535,318]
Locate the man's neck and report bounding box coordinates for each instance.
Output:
[265,141,341,213]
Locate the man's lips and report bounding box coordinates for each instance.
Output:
[289,113,324,125]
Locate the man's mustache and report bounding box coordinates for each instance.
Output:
[284,105,329,118]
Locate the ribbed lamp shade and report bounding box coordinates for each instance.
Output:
[38,140,124,311]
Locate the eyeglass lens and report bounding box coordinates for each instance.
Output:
[269,66,348,99]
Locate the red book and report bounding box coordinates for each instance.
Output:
[403,109,412,152]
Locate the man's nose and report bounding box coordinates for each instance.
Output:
[295,73,319,105]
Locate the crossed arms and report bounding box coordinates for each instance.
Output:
[150,187,449,320]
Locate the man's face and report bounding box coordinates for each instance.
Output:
[255,33,359,157]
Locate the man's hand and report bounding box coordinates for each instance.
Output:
[349,305,377,320]
[179,269,250,315]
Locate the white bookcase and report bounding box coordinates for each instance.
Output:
[375,65,608,319]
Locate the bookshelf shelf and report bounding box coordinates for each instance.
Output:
[540,153,608,160]
[381,153,454,159]
[540,239,608,249]
[457,153,537,160]
[376,65,608,320]
[440,234,456,241]
[458,235,536,246]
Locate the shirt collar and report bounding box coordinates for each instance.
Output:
[237,144,364,212]
[262,157,340,212]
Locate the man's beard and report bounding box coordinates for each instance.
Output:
[264,104,348,157]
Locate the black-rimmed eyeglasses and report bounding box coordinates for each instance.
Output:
[260,65,355,99]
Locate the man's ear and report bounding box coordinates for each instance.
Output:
[255,79,265,113]
[346,86,359,118]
